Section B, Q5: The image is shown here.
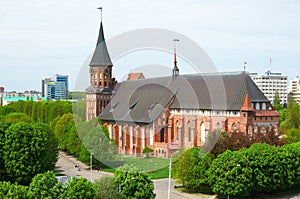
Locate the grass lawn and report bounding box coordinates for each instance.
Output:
[102,156,170,179]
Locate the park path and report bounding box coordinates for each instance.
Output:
[55,151,213,199]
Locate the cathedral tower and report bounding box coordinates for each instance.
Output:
[86,14,116,120]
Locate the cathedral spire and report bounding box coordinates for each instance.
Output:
[172,39,179,76]
[89,8,112,67]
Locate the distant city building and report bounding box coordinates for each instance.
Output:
[288,76,300,104]
[42,74,69,100]
[249,71,288,105]
[1,90,44,106]
[2,96,46,106]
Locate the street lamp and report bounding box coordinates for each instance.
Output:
[168,150,179,199]
[119,177,135,192]
[90,152,94,182]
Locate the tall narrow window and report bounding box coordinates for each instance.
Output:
[160,128,164,142]
[187,121,192,142]
[176,122,180,141]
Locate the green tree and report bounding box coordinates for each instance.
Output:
[0,181,28,199]
[245,143,287,193]
[28,171,63,199]
[72,100,86,121]
[0,122,11,181]
[207,149,253,197]
[60,177,97,199]
[173,147,214,193]
[1,112,33,123]
[114,164,156,199]
[4,122,58,185]
[286,98,300,129]
[0,106,16,116]
[283,128,300,144]
[273,90,282,111]
[94,176,125,199]
[54,113,75,150]
[82,125,116,163]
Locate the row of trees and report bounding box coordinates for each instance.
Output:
[0,164,156,199]
[173,142,300,197]
[274,94,300,144]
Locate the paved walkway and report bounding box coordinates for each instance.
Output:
[55,151,213,199]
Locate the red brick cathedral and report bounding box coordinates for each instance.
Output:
[86,18,280,158]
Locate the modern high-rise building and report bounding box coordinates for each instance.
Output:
[249,71,288,105]
[42,74,69,100]
[288,76,300,104]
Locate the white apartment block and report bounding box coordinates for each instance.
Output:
[289,76,300,104]
[249,70,288,105]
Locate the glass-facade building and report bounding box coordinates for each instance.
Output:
[42,74,69,100]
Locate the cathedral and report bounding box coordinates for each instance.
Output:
[86,18,280,158]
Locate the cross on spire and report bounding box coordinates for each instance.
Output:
[173,39,180,76]
[97,7,103,21]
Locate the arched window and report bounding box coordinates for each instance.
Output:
[200,122,206,144]
[232,123,237,133]
[187,121,192,142]
[176,121,180,141]
[160,128,164,142]
[248,125,252,135]
[261,126,266,134]
[262,103,267,110]
[256,103,260,110]
[254,126,258,134]
[217,122,221,131]
[133,128,136,144]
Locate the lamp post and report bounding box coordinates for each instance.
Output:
[90,152,94,182]
[168,151,179,199]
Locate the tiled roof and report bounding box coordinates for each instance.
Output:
[89,22,112,67]
[127,73,145,80]
[255,110,279,117]
[100,71,270,123]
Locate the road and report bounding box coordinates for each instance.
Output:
[55,151,212,199]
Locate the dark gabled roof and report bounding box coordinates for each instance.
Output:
[100,71,269,123]
[89,21,112,67]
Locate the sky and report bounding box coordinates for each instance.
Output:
[0,0,300,92]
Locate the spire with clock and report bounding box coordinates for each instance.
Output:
[86,7,117,120]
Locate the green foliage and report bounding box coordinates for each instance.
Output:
[173,147,214,193]
[0,181,28,199]
[54,113,75,150]
[142,147,153,158]
[1,112,33,123]
[207,149,253,197]
[142,147,153,154]
[6,100,72,123]
[3,122,58,185]
[72,100,86,121]
[94,176,125,199]
[286,98,300,129]
[28,171,61,199]
[0,106,16,116]
[82,125,116,163]
[60,177,97,199]
[273,91,283,111]
[68,91,86,100]
[0,122,11,181]
[205,143,300,197]
[283,128,300,144]
[114,164,156,199]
